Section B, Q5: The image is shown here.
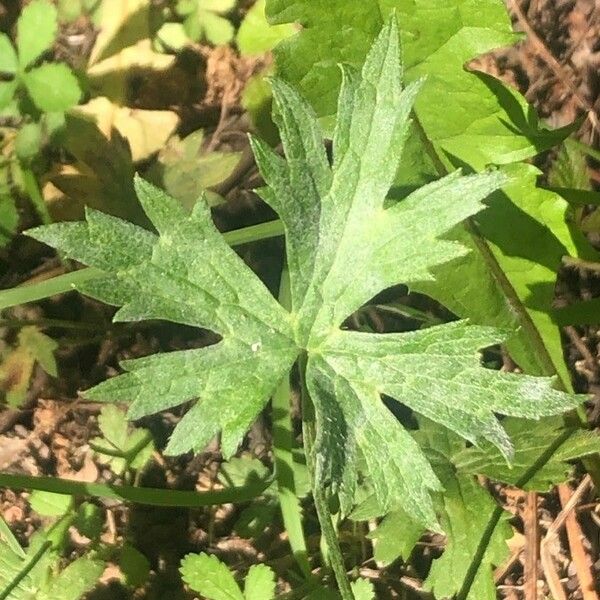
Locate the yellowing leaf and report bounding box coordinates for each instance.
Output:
[45,111,146,224]
[75,97,179,162]
[89,0,152,66]
[0,327,58,408]
[87,39,174,103]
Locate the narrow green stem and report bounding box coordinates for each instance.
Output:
[273,265,311,576]
[224,219,284,246]
[1,221,285,312]
[20,165,51,225]
[0,268,103,312]
[298,352,355,600]
[88,429,154,464]
[0,472,270,507]
[456,429,573,600]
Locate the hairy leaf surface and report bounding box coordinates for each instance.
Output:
[266,0,592,387]
[28,20,583,529]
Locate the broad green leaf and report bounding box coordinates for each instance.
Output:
[23,64,81,113]
[243,564,275,600]
[91,405,154,474]
[17,0,58,69]
[15,123,43,162]
[180,553,244,600]
[267,0,565,161]
[413,422,511,600]
[28,20,583,530]
[0,34,18,74]
[474,162,591,382]
[267,0,585,387]
[29,491,73,517]
[237,0,295,56]
[155,22,189,52]
[454,417,600,491]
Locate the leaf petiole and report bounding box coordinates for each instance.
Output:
[299,350,355,600]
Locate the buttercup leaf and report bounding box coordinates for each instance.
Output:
[27,19,583,530]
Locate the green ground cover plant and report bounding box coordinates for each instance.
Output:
[23,18,598,599]
[0,0,599,598]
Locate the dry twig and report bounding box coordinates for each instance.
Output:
[524,491,540,600]
[541,475,593,600]
[558,483,599,600]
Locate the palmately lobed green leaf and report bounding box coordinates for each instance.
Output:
[29,178,298,457]
[27,17,585,531]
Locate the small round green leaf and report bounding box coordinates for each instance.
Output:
[17,0,58,69]
[155,22,189,52]
[74,502,104,539]
[200,11,235,45]
[15,122,43,161]
[23,63,81,112]
[119,544,150,588]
